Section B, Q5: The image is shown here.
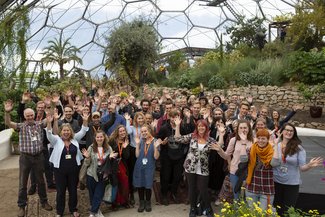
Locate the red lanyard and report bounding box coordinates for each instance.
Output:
[118,142,124,158]
[144,139,153,157]
[65,144,70,154]
[97,148,104,162]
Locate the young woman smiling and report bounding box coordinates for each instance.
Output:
[273,123,323,216]
[82,130,118,217]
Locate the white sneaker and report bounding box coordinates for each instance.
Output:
[89,214,95,217]
[214,199,221,206]
[96,210,104,217]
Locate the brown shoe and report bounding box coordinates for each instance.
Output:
[41,202,53,211]
[17,207,25,217]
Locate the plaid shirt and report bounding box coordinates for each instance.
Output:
[246,158,275,195]
[17,121,44,155]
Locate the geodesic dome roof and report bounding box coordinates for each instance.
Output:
[22,0,298,78]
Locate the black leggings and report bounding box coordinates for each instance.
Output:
[138,187,152,201]
[273,182,299,216]
[186,173,210,210]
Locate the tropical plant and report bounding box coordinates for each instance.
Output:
[285,50,325,84]
[286,0,325,51]
[226,16,267,51]
[104,18,159,88]
[41,36,82,80]
[297,82,325,106]
[0,6,29,89]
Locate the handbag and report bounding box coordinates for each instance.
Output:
[103,183,117,203]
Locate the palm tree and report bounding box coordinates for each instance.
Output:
[41,36,82,79]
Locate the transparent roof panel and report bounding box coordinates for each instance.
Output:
[22,0,298,76]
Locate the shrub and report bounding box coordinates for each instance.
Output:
[208,74,227,90]
[236,71,271,86]
[176,72,194,89]
[285,50,325,84]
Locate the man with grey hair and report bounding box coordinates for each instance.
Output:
[4,100,53,217]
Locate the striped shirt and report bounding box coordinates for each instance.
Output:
[17,121,44,155]
[246,157,275,195]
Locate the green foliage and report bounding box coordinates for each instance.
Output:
[176,72,194,89]
[105,18,159,87]
[208,74,227,90]
[226,17,267,51]
[165,50,186,73]
[145,68,167,85]
[41,37,82,80]
[0,6,29,88]
[287,0,325,51]
[261,40,293,58]
[10,130,19,143]
[297,82,325,106]
[285,50,325,84]
[236,71,271,86]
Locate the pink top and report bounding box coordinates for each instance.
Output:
[219,137,252,175]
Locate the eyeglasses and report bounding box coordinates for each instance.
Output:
[284,129,294,133]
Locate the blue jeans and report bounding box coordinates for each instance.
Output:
[87,175,105,213]
[229,174,240,200]
[245,190,274,210]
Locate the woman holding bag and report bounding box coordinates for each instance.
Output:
[82,130,118,217]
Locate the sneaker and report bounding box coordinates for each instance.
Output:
[214,199,221,206]
[89,215,95,217]
[17,207,25,217]
[96,210,104,217]
[41,202,53,211]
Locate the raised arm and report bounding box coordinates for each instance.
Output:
[4,100,17,129]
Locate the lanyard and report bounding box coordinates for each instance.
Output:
[97,147,104,162]
[65,144,70,154]
[144,139,153,157]
[118,142,124,158]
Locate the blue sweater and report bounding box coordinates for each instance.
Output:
[101,113,126,136]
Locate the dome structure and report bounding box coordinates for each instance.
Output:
[1,0,299,78]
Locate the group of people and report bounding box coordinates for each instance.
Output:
[3,84,324,217]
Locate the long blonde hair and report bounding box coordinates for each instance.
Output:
[59,123,75,141]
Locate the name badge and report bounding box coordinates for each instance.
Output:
[280,166,288,174]
[31,136,38,142]
[65,154,72,160]
[142,158,148,165]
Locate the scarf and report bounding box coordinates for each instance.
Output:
[246,142,274,185]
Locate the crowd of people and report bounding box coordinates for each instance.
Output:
[3,84,324,217]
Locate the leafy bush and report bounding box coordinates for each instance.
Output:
[176,72,194,89]
[236,71,271,86]
[208,74,227,90]
[286,51,325,84]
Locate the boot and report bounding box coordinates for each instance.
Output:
[129,193,135,205]
[145,200,152,212]
[189,207,196,217]
[137,200,145,212]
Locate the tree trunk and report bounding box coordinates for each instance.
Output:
[59,63,64,80]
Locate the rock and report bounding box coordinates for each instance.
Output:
[311,122,319,127]
[298,123,305,127]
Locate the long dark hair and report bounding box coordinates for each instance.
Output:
[235,119,253,142]
[280,123,302,157]
[92,130,109,153]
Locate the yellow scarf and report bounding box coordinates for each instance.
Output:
[246,142,274,185]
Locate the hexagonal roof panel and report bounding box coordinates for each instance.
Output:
[21,0,298,77]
